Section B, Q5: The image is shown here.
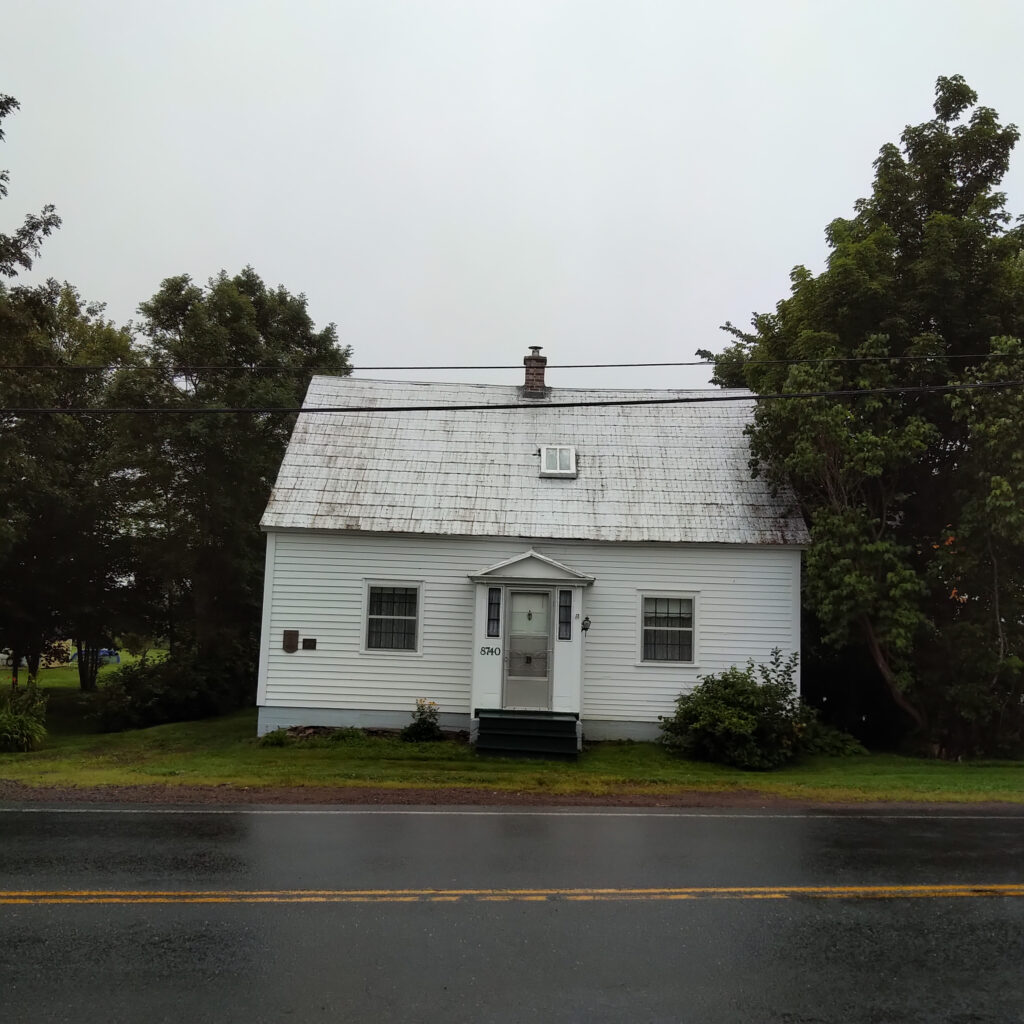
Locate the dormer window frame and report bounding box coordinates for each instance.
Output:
[539,445,578,479]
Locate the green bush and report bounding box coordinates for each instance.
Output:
[401,698,444,742]
[799,717,868,757]
[659,649,810,770]
[0,682,48,752]
[94,653,247,732]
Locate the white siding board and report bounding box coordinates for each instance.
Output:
[260,531,801,725]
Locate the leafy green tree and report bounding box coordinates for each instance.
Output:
[0,281,134,688]
[705,76,1024,753]
[0,95,127,689]
[924,337,1024,754]
[0,93,62,562]
[119,268,350,703]
[0,95,61,277]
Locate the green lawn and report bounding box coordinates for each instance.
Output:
[27,656,149,736]
[2,666,1023,803]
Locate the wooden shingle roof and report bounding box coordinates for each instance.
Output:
[260,376,808,546]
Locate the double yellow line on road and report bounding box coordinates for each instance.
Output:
[3,884,1024,905]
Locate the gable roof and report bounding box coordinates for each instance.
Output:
[260,377,809,546]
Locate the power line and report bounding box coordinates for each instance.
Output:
[2,379,1022,415]
[0,353,1006,373]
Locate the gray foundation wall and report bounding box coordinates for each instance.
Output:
[258,705,662,743]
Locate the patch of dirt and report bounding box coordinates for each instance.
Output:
[1,778,1021,813]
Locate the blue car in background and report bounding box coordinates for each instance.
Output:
[68,649,121,665]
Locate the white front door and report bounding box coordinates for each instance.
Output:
[503,591,551,709]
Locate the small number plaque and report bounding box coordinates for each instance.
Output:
[479,646,501,656]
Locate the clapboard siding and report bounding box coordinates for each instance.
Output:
[259,531,800,725]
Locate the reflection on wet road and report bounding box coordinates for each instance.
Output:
[2,806,1023,1023]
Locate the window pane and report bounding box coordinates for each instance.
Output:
[367,586,419,650]
[370,586,417,617]
[367,616,417,651]
[558,590,572,640]
[544,448,558,471]
[643,597,692,629]
[487,587,501,638]
[508,635,548,677]
[510,592,549,635]
[642,628,693,662]
[558,448,570,471]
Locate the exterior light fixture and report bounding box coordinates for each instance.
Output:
[581,616,591,633]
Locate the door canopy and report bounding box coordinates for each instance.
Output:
[468,549,595,587]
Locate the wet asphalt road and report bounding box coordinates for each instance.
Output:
[2,806,1024,1024]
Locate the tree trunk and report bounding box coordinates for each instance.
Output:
[860,616,926,733]
[76,639,100,693]
[167,587,175,656]
[26,650,41,681]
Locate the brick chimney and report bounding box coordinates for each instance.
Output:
[523,346,548,398]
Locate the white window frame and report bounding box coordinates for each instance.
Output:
[361,580,424,656]
[539,445,578,478]
[636,590,698,667]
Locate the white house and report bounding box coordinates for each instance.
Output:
[256,349,808,746]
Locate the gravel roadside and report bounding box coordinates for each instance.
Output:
[3,778,1023,813]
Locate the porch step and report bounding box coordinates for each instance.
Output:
[474,709,580,759]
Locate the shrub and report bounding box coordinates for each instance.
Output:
[401,698,444,742]
[659,649,810,770]
[0,682,48,752]
[118,632,156,659]
[94,653,247,732]
[799,717,868,757]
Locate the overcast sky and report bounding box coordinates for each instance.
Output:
[4,0,1024,389]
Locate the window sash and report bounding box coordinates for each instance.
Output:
[540,446,576,476]
[557,590,572,640]
[486,587,502,638]
[642,628,693,662]
[641,596,694,662]
[366,585,419,651]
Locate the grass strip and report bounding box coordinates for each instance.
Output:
[2,668,1023,804]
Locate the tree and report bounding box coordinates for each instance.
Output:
[0,281,134,689]
[0,96,61,277]
[119,268,350,703]
[705,76,1024,753]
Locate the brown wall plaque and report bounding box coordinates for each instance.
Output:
[282,629,299,653]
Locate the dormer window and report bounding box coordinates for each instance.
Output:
[540,445,577,478]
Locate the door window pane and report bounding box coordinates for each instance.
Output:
[507,636,548,677]
[510,593,549,635]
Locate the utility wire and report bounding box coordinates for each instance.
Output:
[2,379,1022,416]
[0,353,1007,372]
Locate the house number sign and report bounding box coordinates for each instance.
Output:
[479,646,501,656]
